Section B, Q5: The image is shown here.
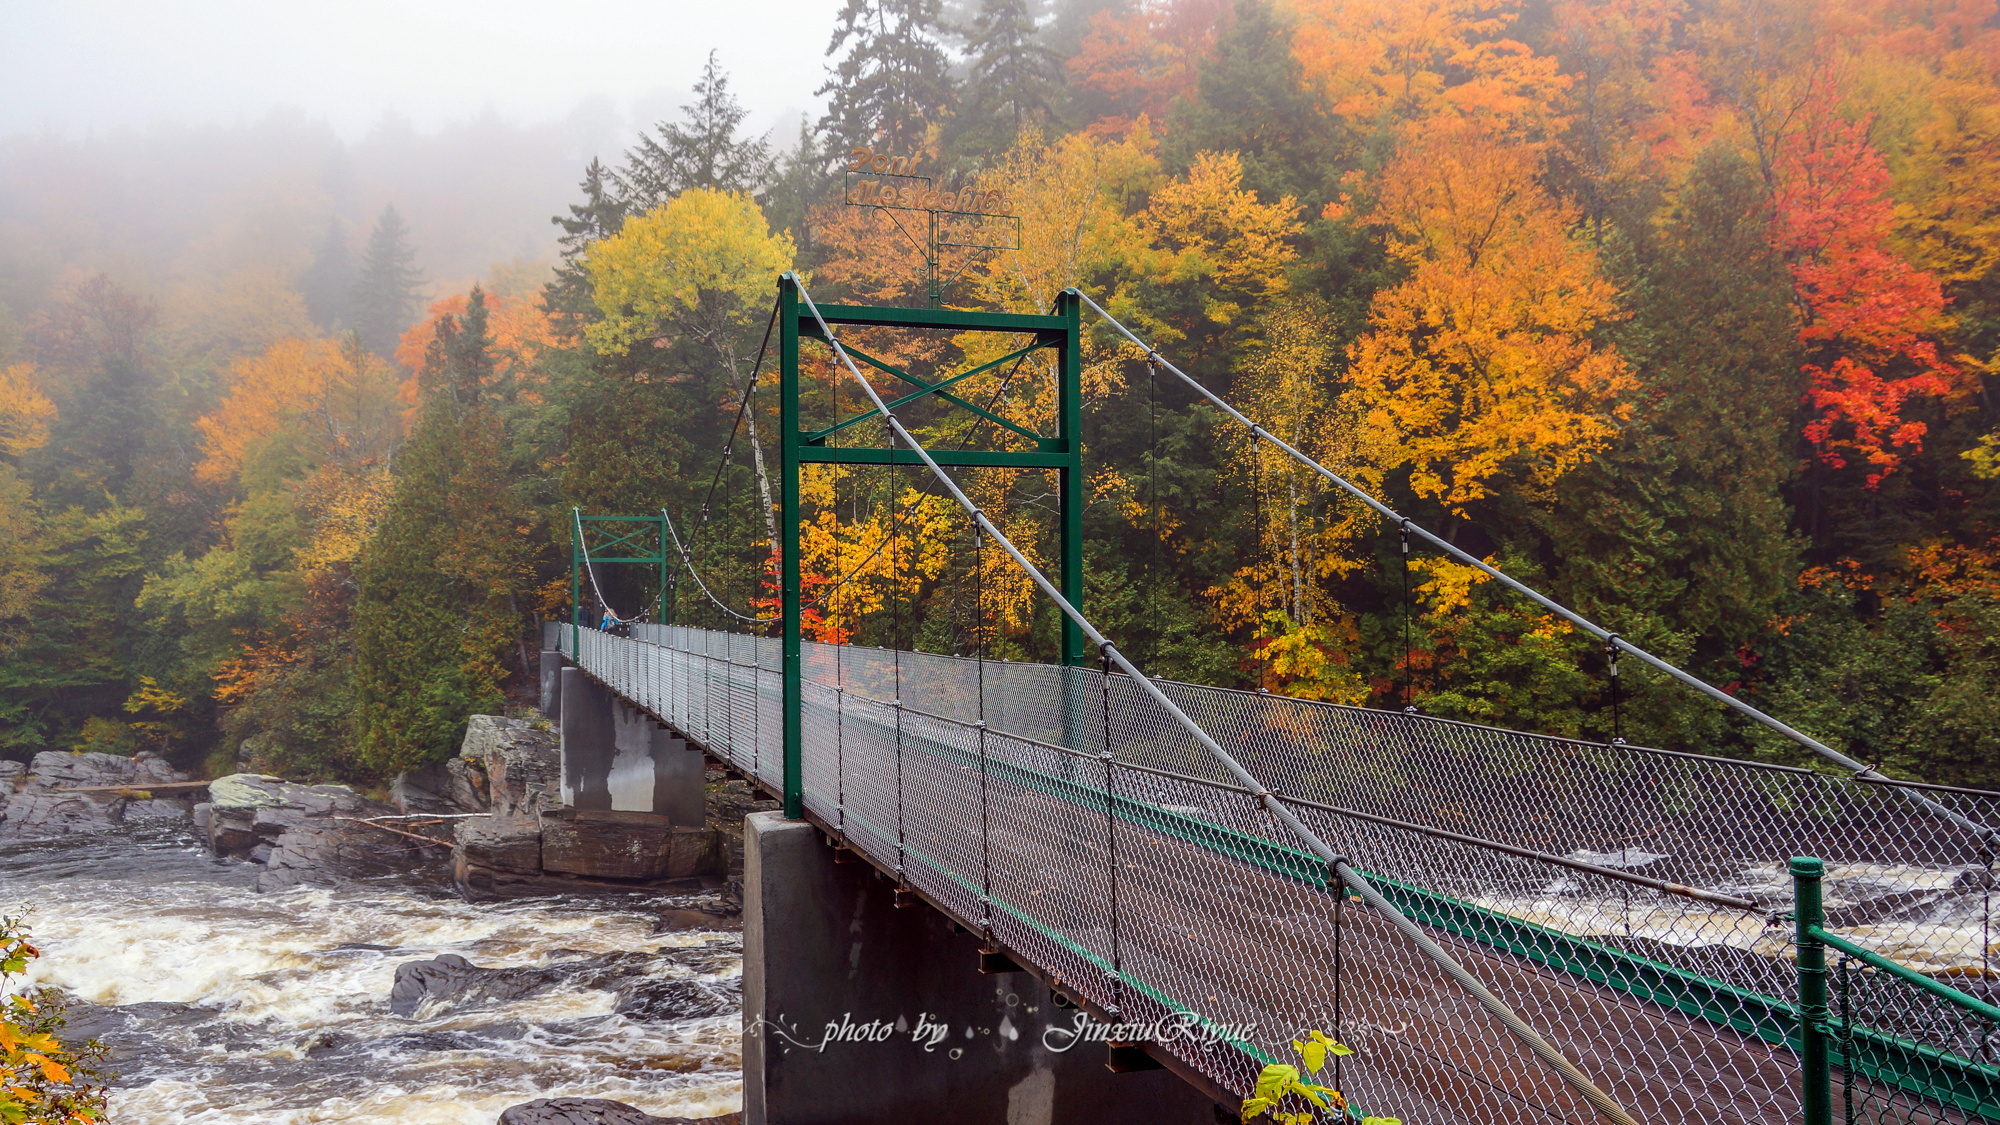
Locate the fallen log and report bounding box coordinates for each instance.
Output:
[336,817,453,849]
[45,780,215,795]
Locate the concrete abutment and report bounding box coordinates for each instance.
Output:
[743,810,1220,1125]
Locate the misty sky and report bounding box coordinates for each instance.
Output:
[1,0,847,141]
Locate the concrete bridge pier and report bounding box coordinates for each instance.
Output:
[744,812,1221,1125]
[558,668,705,823]
[540,650,563,720]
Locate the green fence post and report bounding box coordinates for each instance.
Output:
[570,507,581,660]
[1794,855,1834,1125]
[779,275,803,820]
[1055,289,1085,669]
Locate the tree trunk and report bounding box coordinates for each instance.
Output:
[720,338,782,553]
[1287,471,1305,626]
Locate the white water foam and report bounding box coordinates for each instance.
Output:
[0,825,743,1123]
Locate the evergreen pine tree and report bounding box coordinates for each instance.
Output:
[1041,0,1116,61]
[36,354,153,511]
[349,204,425,358]
[818,0,958,155]
[545,159,630,324]
[953,0,1061,157]
[1171,0,1334,205]
[1552,146,1800,743]
[298,216,354,329]
[762,116,833,259]
[352,288,529,774]
[619,52,776,209]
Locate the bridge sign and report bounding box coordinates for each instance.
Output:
[842,146,1020,308]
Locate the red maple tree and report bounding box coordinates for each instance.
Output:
[1771,85,1957,487]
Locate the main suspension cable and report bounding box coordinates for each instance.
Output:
[789,274,1641,1125]
[1072,288,1998,845]
[573,508,653,626]
[659,508,770,625]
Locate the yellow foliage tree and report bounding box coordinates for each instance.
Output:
[1139,150,1300,327]
[1208,301,1373,702]
[975,127,1162,318]
[194,337,401,486]
[0,366,55,462]
[1345,124,1635,514]
[584,188,797,358]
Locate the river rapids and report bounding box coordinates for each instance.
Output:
[0,823,743,1123]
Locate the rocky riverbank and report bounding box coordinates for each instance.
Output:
[0,712,768,1124]
[0,750,199,834]
[5,822,746,1123]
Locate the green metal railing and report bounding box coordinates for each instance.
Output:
[1795,856,2000,1123]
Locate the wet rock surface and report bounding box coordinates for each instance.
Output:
[389,953,568,1017]
[496,1098,740,1125]
[199,772,450,891]
[8,826,746,1122]
[455,813,544,875]
[256,816,452,892]
[390,942,740,1022]
[0,751,193,837]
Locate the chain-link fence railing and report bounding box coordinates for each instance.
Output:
[559,625,2000,1124]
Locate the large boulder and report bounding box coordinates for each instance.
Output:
[201,773,444,891]
[459,715,560,815]
[393,949,737,1025]
[453,814,544,886]
[27,750,182,790]
[0,751,194,837]
[389,953,568,1018]
[390,757,490,815]
[495,1099,736,1125]
[540,808,719,881]
[257,816,451,892]
[205,773,385,857]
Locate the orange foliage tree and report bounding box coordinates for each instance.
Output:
[393,290,559,416]
[1068,0,1232,135]
[194,337,402,486]
[1344,124,1635,513]
[1287,0,1566,136]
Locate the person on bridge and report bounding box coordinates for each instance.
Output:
[600,609,615,632]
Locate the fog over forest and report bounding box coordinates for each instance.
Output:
[3,3,1999,1121]
[0,0,1995,794]
[0,0,848,333]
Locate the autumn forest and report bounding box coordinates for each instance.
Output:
[1,0,1996,790]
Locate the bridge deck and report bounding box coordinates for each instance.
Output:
[561,625,1997,1125]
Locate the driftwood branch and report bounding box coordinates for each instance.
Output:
[45,780,214,795]
[335,817,454,848]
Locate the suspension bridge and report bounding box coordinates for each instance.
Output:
[557,275,2000,1125]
